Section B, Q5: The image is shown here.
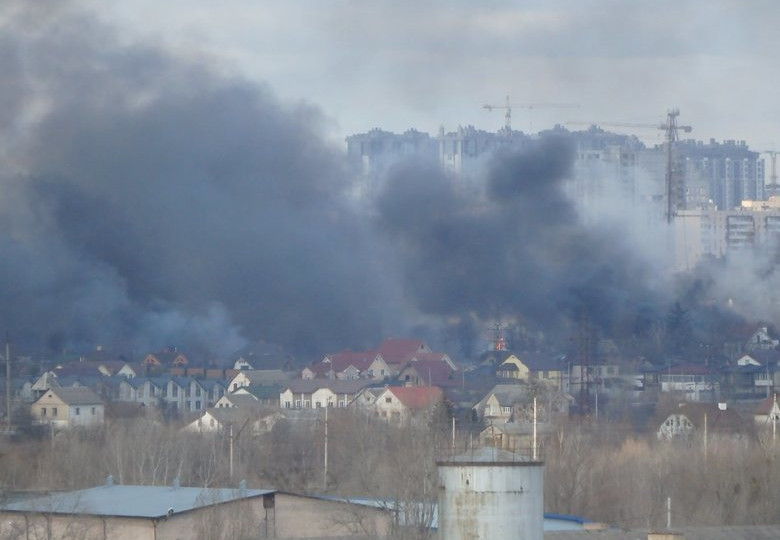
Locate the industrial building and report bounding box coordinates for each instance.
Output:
[0,480,393,539]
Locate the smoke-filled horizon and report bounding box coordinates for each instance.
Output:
[0,2,407,358]
[0,2,774,362]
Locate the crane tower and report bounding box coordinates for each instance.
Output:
[483,96,578,132]
[568,109,692,223]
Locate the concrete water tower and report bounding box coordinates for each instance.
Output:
[437,447,544,540]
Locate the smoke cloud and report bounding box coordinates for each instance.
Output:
[0,1,399,358]
[1,2,773,363]
[376,135,663,338]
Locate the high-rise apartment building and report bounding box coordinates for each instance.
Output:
[678,139,764,210]
[675,197,780,271]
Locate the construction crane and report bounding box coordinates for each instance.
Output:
[483,95,578,131]
[760,150,780,197]
[568,109,692,223]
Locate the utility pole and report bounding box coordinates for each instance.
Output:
[323,403,329,491]
[451,417,456,454]
[229,417,251,480]
[5,338,10,430]
[532,397,538,460]
[567,109,692,223]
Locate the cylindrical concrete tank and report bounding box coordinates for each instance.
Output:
[437,447,544,540]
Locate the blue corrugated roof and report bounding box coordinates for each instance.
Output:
[0,484,274,519]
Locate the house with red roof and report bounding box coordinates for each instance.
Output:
[304,338,436,381]
[368,386,444,424]
[302,351,390,381]
[375,338,430,374]
[398,359,460,387]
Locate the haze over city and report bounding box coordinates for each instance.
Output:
[5,3,780,539]
[95,0,780,147]
[0,0,778,361]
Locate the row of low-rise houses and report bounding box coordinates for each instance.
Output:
[13,330,780,445]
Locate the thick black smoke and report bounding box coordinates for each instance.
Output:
[376,135,661,336]
[0,2,397,357]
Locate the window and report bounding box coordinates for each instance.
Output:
[195,401,201,410]
[52,408,58,417]
[91,407,96,415]
[385,397,392,403]
[41,407,47,416]
[304,401,311,408]
[195,387,202,397]
[316,401,322,408]
[75,407,80,415]
[295,400,301,408]
[502,406,511,414]
[172,386,179,398]
[285,402,291,409]
[380,369,385,376]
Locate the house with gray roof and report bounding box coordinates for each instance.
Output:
[30,386,104,429]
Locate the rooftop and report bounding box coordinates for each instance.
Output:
[0,483,273,519]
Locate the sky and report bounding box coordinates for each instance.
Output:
[96,0,780,150]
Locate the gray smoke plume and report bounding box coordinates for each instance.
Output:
[376,135,663,337]
[0,2,398,357]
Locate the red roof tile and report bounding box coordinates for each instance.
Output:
[400,360,458,386]
[388,386,443,409]
[376,338,427,363]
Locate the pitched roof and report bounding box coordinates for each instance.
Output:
[409,352,450,363]
[401,360,459,387]
[324,351,375,372]
[237,369,291,385]
[387,386,443,409]
[228,340,293,370]
[754,395,779,415]
[474,384,530,410]
[238,384,282,401]
[520,352,566,372]
[376,338,428,363]
[43,386,103,406]
[658,402,743,432]
[284,378,374,395]
[0,484,273,519]
[221,393,260,408]
[52,363,104,378]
